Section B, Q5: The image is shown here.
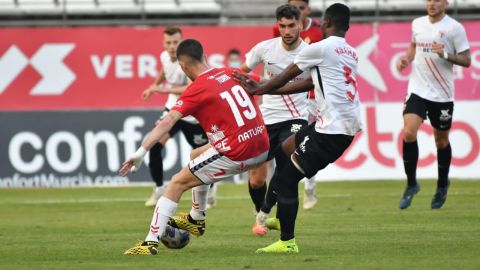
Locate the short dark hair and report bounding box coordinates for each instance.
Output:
[227,48,241,56]
[164,26,182,36]
[276,4,300,21]
[176,39,203,62]
[288,0,309,4]
[325,3,350,32]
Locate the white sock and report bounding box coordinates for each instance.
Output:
[256,210,268,225]
[145,196,178,242]
[189,184,209,221]
[155,186,165,193]
[304,177,316,190]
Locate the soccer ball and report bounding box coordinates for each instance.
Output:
[160,224,190,249]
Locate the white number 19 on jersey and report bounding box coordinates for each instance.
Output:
[220,85,257,127]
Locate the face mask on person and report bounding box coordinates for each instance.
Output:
[228,60,241,68]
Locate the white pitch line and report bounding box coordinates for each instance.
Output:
[2,191,478,206]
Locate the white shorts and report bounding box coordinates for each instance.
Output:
[188,147,268,184]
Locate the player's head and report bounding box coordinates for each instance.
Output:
[226,48,242,68]
[163,26,183,60]
[426,0,448,18]
[176,39,205,80]
[322,3,350,38]
[276,4,301,46]
[288,0,310,25]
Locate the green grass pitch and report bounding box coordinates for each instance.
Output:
[1,180,479,270]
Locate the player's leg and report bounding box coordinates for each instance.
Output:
[303,177,317,210]
[257,126,354,254]
[170,147,269,236]
[124,165,204,255]
[258,121,308,232]
[304,97,318,210]
[145,134,171,207]
[399,94,426,209]
[249,162,269,235]
[428,100,454,209]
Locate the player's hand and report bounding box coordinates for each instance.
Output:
[119,147,147,176]
[232,70,260,94]
[432,42,445,58]
[396,57,409,72]
[152,85,170,94]
[142,86,156,101]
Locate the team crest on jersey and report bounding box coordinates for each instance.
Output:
[438,31,445,38]
[299,136,310,153]
[439,109,452,122]
[291,124,303,133]
[207,125,226,142]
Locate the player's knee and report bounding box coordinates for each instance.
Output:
[434,137,449,149]
[403,128,417,142]
[249,175,266,188]
[169,174,191,193]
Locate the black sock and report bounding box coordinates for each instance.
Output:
[248,180,266,213]
[275,160,304,241]
[260,170,279,215]
[403,140,418,187]
[149,143,164,187]
[437,143,451,188]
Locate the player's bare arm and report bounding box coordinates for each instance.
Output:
[233,63,303,95]
[151,81,191,95]
[119,110,183,176]
[397,42,416,72]
[431,43,471,67]
[142,68,166,101]
[268,76,313,95]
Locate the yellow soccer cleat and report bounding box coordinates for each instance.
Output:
[255,239,299,254]
[265,217,281,231]
[168,213,205,236]
[123,240,159,255]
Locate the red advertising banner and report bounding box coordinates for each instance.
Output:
[1,22,479,111]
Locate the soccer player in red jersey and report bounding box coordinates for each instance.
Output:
[120,39,270,255]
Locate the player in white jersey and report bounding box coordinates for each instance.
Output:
[234,3,361,253]
[396,0,471,210]
[239,4,310,236]
[140,26,211,208]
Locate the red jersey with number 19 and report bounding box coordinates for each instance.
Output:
[171,68,270,161]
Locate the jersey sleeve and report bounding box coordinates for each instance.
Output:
[294,43,323,71]
[245,41,266,70]
[170,84,200,117]
[411,19,417,43]
[452,23,470,53]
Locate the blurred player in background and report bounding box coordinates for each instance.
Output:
[396,0,471,210]
[225,48,242,68]
[121,39,270,255]
[140,26,215,209]
[273,0,323,209]
[234,3,361,253]
[240,4,309,236]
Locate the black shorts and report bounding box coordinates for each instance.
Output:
[294,123,354,178]
[266,119,308,161]
[403,93,454,131]
[159,108,208,148]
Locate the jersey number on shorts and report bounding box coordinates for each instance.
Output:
[220,85,257,127]
[344,66,358,102]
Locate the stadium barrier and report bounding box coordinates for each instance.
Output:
[1,22,479,187]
